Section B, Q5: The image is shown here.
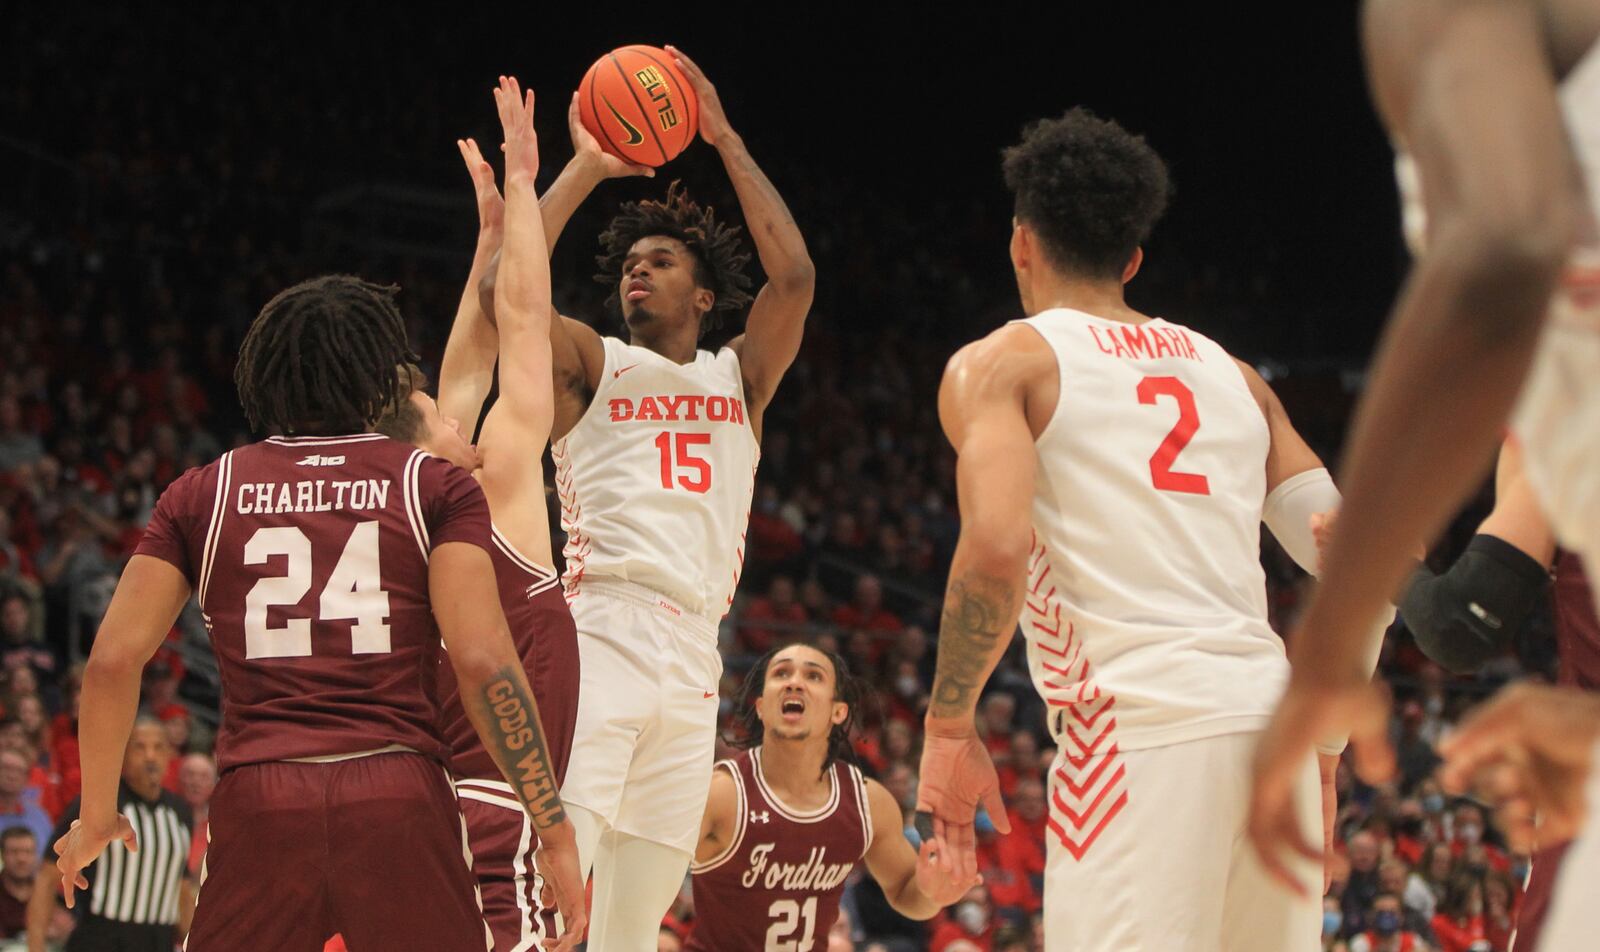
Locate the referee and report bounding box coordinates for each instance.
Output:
[29,719,194,952]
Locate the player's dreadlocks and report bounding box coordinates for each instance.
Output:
[728,644,869,779]
[235,275,420,436]
[594,181,754,338]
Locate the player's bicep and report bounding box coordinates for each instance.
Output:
[89,556,191,672]
[695,766,739,863]
[736,281,813,405]
[1235,360,1325,492]
[487,328,556,447]
[429,542,515,678]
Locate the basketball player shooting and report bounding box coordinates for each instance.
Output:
[482,47,815,948]
[1247,5,1600,947]
[687,644,976,951]
[916,109,1376,951]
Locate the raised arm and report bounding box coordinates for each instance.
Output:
[430,540,585,951]
[472,77,559,562]
[435,137,506,429]
[861,779,977,920]
[667,46,815,412]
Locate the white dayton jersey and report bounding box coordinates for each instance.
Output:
[553,335,761,619]
[1014,309,1287,753]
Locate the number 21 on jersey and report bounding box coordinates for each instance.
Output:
[766,897,817,952]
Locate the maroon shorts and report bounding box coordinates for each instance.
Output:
[187,752,488,952]
[456,780,555,952]
[1514,840,1568,952]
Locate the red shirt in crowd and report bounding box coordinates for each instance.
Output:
[1431,913,1488,952]
[739,598,808,654]
[928,919,994,952]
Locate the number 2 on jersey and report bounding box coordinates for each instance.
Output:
[1137,376,1211,496]
[765,897,817,952]
[655,431,713,493]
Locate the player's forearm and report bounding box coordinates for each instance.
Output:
[497,168,554,345]
[926,542,1026,724]
[885,873,943,921]
[1291,240,1563,687]
[437,229,503,425]
[76,657,141,828]
[714,135,814,289]
[458,661,567,830]
[539,156,606,257]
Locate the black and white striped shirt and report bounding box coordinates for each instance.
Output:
[49,784,193,926]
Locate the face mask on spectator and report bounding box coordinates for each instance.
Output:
[1323,911,1342,936]
[1459,823,1482,845]
[955,901,987,935]
[895,675,919,698]
[1373,911,1401,937]
[1422,793,1444,814]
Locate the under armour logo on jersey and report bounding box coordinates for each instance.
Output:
[295,454,346,467]
[750,810,770,824]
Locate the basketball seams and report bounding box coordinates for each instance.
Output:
[585,62,632,163]
[608,52,671,166]
[626,45,696,156]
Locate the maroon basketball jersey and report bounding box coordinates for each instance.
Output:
[436,524,579,782]
[687,748,871,952]
[135,434,492,772]
[1552,552,1600,689]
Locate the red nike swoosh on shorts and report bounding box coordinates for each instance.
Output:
[614,364,639,379]
[703,691,716,699]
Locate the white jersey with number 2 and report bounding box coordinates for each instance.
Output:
[1014,309,1287,752]
[552,335,760,620]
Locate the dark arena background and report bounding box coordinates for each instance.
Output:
[1,5,1538,951]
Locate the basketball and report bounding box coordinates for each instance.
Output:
[578,45,699,167]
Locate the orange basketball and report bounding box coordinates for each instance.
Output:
[577,45,699,168]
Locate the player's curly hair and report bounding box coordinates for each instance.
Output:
[372,363,428,444]
[729,644,868,779]
[1002,107,1173,280]
[235,275,420,436]
[594,181,753,338]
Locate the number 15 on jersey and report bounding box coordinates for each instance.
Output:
[655,431,713,493]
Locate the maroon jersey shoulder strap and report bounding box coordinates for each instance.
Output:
[841,761,874,861]
[691,756,752,874]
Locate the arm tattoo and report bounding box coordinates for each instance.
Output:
[479,668,565,828]
[929,573,1018,719]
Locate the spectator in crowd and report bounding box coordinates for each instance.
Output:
[177,753,216,878]
[0,400,43,475]
[1482,872,1516,952]
[1351,893,1434,952]
[833,576,901,643]
[0,602,52,688]
[0,750,50,858]
[981,777,1045,923]
[1419,843,1457,908]
[1343,831,1384,938]
[1430,873,1487,952]
[1380,858,1437,939]
[738,575,809,657]
[1447,802,1509,873]
[0,828,36,938]
[929,885,995,952]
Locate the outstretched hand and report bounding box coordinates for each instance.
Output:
[456,138,503,235]
[493,75,538,183]
[568,92,655,179]
[665,45,733,147]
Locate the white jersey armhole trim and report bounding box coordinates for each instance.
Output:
[1004,319,1066,447]
[402,449,431,563]
[197,450,235,609]
[690,759,747,874]
[850,765,874,861]
[489,524,558,580]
